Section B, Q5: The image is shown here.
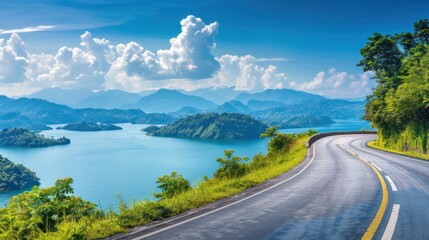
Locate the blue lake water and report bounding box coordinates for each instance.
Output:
[0,119,372,210]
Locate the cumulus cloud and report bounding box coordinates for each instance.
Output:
[0,15,292,95]
[290,68,376,98]
[105,15,220,91]
[0,33,28,83]
[215,55,287,91]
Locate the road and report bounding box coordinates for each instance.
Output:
[112,134,429,240]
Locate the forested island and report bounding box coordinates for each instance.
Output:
[359,19,429,154]
[57,122,122,131]
[0,155,40,191]
[144,113,268,139]
[0,128,70,147]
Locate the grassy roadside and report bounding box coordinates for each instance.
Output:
[0,131,310,240]
[367,141,429,161]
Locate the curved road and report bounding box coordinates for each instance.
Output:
[111,134,429,240]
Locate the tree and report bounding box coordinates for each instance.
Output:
[215,150,249,179]
[153,171,191,200]
[260,126,279,139]
[0,178,100,239]
[358,19,429,154]
[357,33,402,80]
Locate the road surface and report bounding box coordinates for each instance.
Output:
[111,134,429,240]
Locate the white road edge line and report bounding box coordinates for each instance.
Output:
[132,141,319,239]
[371,163,383,172]
[381,204,400,240]
[385,176,398,192]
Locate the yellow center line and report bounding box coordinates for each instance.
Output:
[338,143,388,240]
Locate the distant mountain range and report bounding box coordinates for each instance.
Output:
[5,87,367,130]
[124,89,218,113]
[0,95,172,130]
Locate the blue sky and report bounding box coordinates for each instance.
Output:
[0,0,428,97]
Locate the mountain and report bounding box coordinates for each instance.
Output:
[27,88,94,106]
[125,89,218,113]
[0,95,173,128]
[144,113,268,140]
[75,90,142,109]
[234,88,325,104]
[212,100,250,113]
[252,99,365,120]
[183,86,242,104]
[246,100,286,111]
[170,106,203,117]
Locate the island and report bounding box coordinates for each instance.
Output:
[57,122,123,131]
[143,113,268,140]
[0,155,40,191]
[0,128,70,147]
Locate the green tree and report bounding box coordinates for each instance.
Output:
[358,19,429,154]
[260,126,279,139]
[153,171,191,200]
[215,150,249,179]
[0,178,100,239]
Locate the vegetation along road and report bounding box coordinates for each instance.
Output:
[111,134,429,239]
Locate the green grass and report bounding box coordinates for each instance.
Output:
[367,141,429,161]
[2,134,310,240]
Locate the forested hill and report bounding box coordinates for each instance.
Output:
[0,155,40,191]
[0,95,173,130]
[144,113,268,140]
[0,128,70,147]
[359,19,429,154]
[58,122,122,131]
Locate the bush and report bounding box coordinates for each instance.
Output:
[215,150,249,179]
[153,171,191,200]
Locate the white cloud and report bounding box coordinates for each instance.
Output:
[290,68,376,98]
[105,15,220,91]
[255,57,292,62]
[0,33,28,83]
[0,16,293,95]
[0,25,55,34]
[215,55,287,92]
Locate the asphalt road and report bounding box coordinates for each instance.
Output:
[112,134,429,240]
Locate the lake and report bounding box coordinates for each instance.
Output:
[0,119,372,210]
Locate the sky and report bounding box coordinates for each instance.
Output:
[0,0,428,98]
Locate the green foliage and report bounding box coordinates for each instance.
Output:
[215,150,249,179]
[147,113,268,139]
[0,155,40,191]
[117,200,171,227]
[359,18,429,154]
[57,122,122,131]
[268,133,296,156]
[0,128,70,147]
[1,132,310,239]
[0,178,100,239]
[306,129,318,136]
[153,171,191,200]
[260,126,279,138]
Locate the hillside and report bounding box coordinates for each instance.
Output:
[0,95,173,128]
[234,88,325,104]
[0,128,70,147]
[28,87,94,106]
[125,89,218,113]
[58,122,123,131]
[252,99,365,120]
[0,155,40,191]
[358,19,429,154]
[144,113,268,139]
[183,86,242,104]
[75,90,141,109]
